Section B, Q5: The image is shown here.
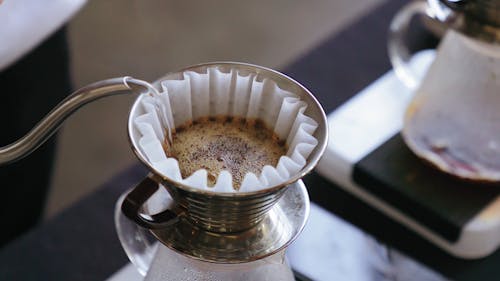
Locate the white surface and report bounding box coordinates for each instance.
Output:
[316,49,500,259]
[288,203,447,281]
[0,0,86,71]
[105,263,142,281]
[288,203,391,281]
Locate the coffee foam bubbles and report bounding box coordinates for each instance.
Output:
[133,67,318,192]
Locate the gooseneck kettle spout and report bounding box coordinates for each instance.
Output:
[0,77,153,165]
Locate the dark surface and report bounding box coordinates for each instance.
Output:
[0,165,147,280]
[353,134,500,242]
[1,0,498,281]
[283,0,438,113]
[284,0,403,113]
[0,27,71,247]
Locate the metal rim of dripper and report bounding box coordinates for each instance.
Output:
[147,179,311,264]
[127,61,328,197]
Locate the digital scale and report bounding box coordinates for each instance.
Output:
[316,50,500,259]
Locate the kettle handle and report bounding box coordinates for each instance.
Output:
[388,1,439,89]
[0,77,153,165]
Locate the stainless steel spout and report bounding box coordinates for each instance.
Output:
[0,77,153,165]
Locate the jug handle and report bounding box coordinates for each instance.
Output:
[115,187,157,276]
[388,1,439,89]
[0,77,153,165]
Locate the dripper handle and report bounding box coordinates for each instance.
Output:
[121,173,182,229]
[0,77,153,165]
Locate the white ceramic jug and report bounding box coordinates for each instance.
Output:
[389,0,500,182]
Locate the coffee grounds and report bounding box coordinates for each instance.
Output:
[165,117,286,189]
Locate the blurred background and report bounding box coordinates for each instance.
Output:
[45,0,386,218]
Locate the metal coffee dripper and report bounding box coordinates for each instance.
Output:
[119,63,328,279]
[0,62,328,278]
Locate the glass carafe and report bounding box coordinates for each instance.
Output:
[388,0,500,182]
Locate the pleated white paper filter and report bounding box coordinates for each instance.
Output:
[133,67,318,192]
